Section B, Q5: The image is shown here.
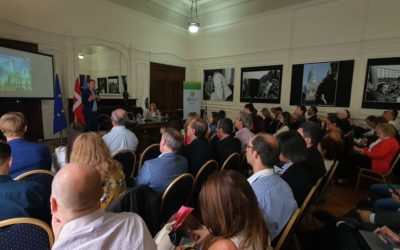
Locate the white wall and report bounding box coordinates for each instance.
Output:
[1,0,400,138]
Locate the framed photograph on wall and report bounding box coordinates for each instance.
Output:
[97,77,107,94]
[290,60,354,107]
[108,76,119,94]
[203,68,234,101]
[362,57,400,109]
[240,65,283,103]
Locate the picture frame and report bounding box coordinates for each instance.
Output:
[107,76,119,94]
[203,68,234,101]
[97,77,107,94]
[362,57,400,110]
[240,65,283,103]
[290,60,354,107]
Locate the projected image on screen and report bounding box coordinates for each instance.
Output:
[0,53,32,92]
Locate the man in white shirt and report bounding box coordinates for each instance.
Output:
[102,108,138,155]
[51,163,156,250]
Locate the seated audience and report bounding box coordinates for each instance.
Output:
[307,106,320,125]
[234,111,254,153]
[70,132,126,208]
[54,122,84,171]
[322,113,344,136]
[192,170,269,249]
[246,133,297,241]
[0,112,52,178]
[102,108,139,155]
[184,112,200,144]
[383,108,399,130]
[261,107,274,133]
[268,107,283,134]
[207,112,220,137]
[278,131,313,205]
[180,118,213,176]
[136,128,187,195]
[51,163,156,249]
[290,105,306,130]
[211,118,241,167]
[145,102,160,119]
[244,103,265,133]
[298,122,326,184]
[368,183,400,211]
[336,109,353,135]
[0,141,50,222]
[273,111,291,137]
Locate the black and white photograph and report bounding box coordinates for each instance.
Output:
[240,65,283,103]
[203,68,234,101]
[108,76,119,94]
[97,77,107,94]
[301,61,339,106]
[362,58,400,109]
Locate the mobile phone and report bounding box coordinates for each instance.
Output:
[378,233,400,248]
[387,184,400,197]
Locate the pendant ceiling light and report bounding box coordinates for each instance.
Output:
[188,0,199,33]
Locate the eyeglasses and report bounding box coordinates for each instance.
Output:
[245,143,258,153]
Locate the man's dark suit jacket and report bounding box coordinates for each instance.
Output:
[0,175,50,223]
[211,136,241,167]
[82,88,98,131]
[8,138,51,179]
[251,114,266,133]
[305,146,326,184]
[281,163,313,206]
[180,137,213,176]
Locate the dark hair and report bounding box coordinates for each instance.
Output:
[310,106,318,113]
[218,118,234,135]
[191,118,208,138]
[244,103,255,113]
[298,105,306,114]
[251,134,279,167]
[0,140,11,165]
[326,113,340,126]
[200,171,269,249]
[66,122,85,162]
[365,115,378,125]
[218,110,226,119]
[300,122,322,146]
[211,112,219,124]
[319,134,345,160]
[275,107,282,112]
[279,112,291,126]
[376,116,388,125]
[278,131,307,163]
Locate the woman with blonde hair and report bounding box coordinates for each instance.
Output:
[70,132,126,208]
[193,170,269,249]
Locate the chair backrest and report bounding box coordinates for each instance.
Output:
[0,217,54,249]
[112,150,136,178]
[160,173,194,223]
[274,208,301,250]
[298,182,319,220]
[320,160,339,194]
[138,143,161,172]
[14,169,55,180]
[220,152,241,171]
[384,149,400,176]
[14,170,55,197]
[190,160,218,205]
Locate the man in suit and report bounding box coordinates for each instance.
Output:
[0,112,51,178]
[211,118,241,167]
[82,79,100,131]
[0,140,50,222]
[136,128,187,195]
[307,106,320,125]
[180,118,213,176]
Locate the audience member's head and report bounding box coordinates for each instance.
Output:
[383,109,398,121]
[298,122,322,148]
[51,163,103,238]
[188,118,208,139]
[209,112,219,125]
[244,103,256,115]
[0,112,27,138]
[318,132,345,160]
[0,141,11,174]
[278,111,291,126]
[111,108,128,127]
[216,118,234,138]
[278,131,307,164]
[325,113,341,132]
[307,106,318,116]
[184,112,200,130]
[376,115,389,125]
[160,128,183,153]
[70,132,119,181]
[218,110,226,119]
[66,122,85,162]
[365,115,378,129]
[235,111,253,130]
[295,105,306,116]
[246,134,279,171]
[376,123,398,138]
[336,109,350,120]
[199,170,269,249]
[261,107,271,119]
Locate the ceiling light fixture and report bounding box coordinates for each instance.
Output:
[188,0,199,33]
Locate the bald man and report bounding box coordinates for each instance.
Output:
[102,108,138,155]
[246,133,297,241]
[51,163,156,250]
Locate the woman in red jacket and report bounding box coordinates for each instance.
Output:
[353,123,399,173]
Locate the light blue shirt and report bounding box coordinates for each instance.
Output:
[248,168,298,240]
[102,126,138,155]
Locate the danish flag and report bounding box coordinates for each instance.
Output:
[73,78,85,124]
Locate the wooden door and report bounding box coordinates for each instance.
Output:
[150,63,185,112]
